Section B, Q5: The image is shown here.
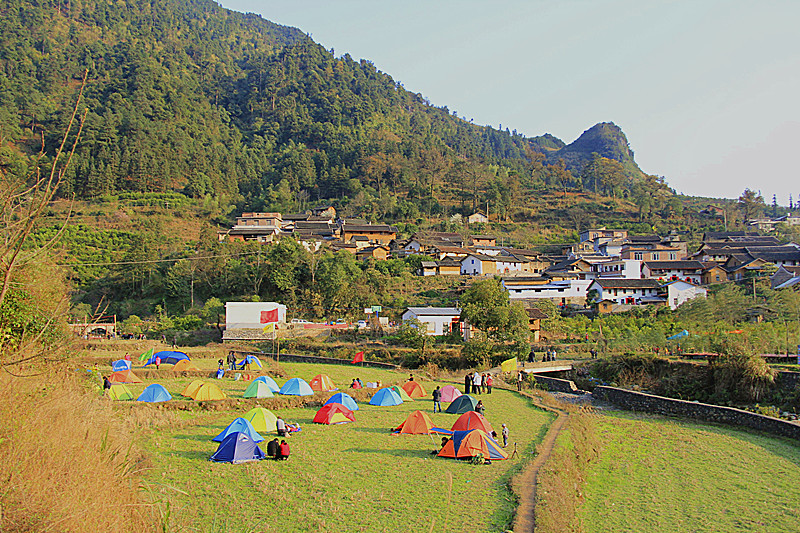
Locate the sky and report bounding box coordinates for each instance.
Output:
[219,0,799,202]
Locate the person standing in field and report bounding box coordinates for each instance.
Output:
[473,371,482,394]
[155,355,161,370]
[432,386,442,413]
[517,371,524,391]
[464,373,471,395]
[501,424,509,447]
[485,374,493,394]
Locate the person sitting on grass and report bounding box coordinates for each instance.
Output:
[474,400,485,415]
[277,440,290,460]
[267,438,279,459]
[276,416,288,437]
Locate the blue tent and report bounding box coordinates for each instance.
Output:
[446,394,478,414]
[209,432,266,464]
[111,359,131,372]
[667,330,689,340]
[254,375,281,392]
[144,350,190,366]
[368,387,403,406]
[136,384,173,402]
[325,392,359,411]
[212,417,265,443]
[279,377,314,396]
[236,355,263,369]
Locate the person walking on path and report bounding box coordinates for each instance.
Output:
[485,374,493,394]
[473,371,482,394]
[464,373,471,395]
[432,386,442,413]
[501,424,509,447]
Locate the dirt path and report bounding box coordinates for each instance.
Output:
[512,403,569,533]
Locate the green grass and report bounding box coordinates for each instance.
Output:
[577,412,800,533]
[129,362,554,532]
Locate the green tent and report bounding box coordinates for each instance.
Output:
[243,380,275,399]
[108,383,134,401]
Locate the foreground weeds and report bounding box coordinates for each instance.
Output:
[0,369,156,532]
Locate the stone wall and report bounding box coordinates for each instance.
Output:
[529,374,582,394]
[594,386,800,440]
[777,371,800,392]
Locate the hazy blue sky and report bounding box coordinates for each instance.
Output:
[219,0,798,202]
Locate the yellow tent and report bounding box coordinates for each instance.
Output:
[182,379,205,397]
[501,357,518,373]
[108,383,134,401]
[191,382,227,401]
[244,407,278,433]
[173,359,199,371]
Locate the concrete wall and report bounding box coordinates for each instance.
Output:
[594,386,800,440]
[529,374,581,394]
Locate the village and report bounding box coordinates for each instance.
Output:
[219,206,800,322]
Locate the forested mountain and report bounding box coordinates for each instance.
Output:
[1,0,657,219]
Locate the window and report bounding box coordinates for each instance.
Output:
[634,252,643,260]
[669,253,676,260]
[652,253,660,260]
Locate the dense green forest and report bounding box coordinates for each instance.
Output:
[1,0,661,222]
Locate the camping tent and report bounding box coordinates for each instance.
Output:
[210,432,266,463]
[111,359,131,372]
[243,407,278,433]
[191,382,227,401]
[390,385,413,402]
[136,384,173,403]
[324,392,358,411]
[401,381,427,399]
[437,429,508,461]
[446,394,478,414]
[309,374,337,392]
[173,359,199,371]
[212,417,264,443]
[667,329,689,340]
[108,369,142,383]
[313,403,355,425]
[451,411,493,434]
[108,383,134,401]
[439,385,462,403]
[279,377,314,396]
[144,350,190,366]
[393,410,452,435]
[182,379,205,397]
[236,355,263,369]
[368,387,403,406]
[254,375,281,392]
[243,380,275,399]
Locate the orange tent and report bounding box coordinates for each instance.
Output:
[173,359,199,371]
[438,429,508,460]
[309,374,337,392]
[108,369,142,383]
[401,381,427,399]
[451,411,493,434]
[191,382,227,401]
[393,410,451,435]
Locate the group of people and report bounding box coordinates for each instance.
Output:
[350,378,363,388]
[464,371,493,395]
[266,438,290,460]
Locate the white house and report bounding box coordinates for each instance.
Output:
[503,278,592,305]
[594,259,642,279]
[225,302,287,330]
[401,307,462,336]
[587,279,662,305]
[461,254,498,276]
[664,280,708,310]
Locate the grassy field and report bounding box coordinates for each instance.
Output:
[576,412,800,533]
[112,361,554,532]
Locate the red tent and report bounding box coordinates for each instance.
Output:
[312,403,355,425]
[401,381,427,398]
[451,411,493,434]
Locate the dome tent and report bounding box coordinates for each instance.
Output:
[108,383,134,401]
[368,387,403,407]
[254,375,280,392]
[279,378,314,396]
[313,403,355,425]
[439,385,462,403]
[182,379,205,397]
[445,394,478,414]
[108,370,142,383]
[438,429,507,461]
[324,392,358,411]
[136,384,172,403]
[212,417,264,443]
[390,386,413,402]
[111,359,131,372]
[144,351,190,366]
[393,410,452,435]
[243,407,279,433]
[309,374,337,392]
[173,359,199,371]
[191,382,227,401]
[243,380,275,399]
[451,411,493,434]
[401,381,426,399]
[210,433,265,464]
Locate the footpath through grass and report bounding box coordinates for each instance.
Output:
[577,412,800,533]
[132,362,553,532]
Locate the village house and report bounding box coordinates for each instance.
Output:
[701,263,728,285]
[664,280,708,310]
[525,307,548,343]
[401,307,462,336]
[586,278,662,306]
[593,258,642,279]
[771,265,800,290]
[619,243,682,262]
[502,276,592,306]
[468,212,489,224]
[356,245,389,261]
[419,261,438,276]
[341,223,397,245]
[221,212,283,243]
[641,260,705,284]
[436,259,462,276]
[470,235,496,246]
[461,254,498,276]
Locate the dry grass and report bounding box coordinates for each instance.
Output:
[0,368,157,532]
